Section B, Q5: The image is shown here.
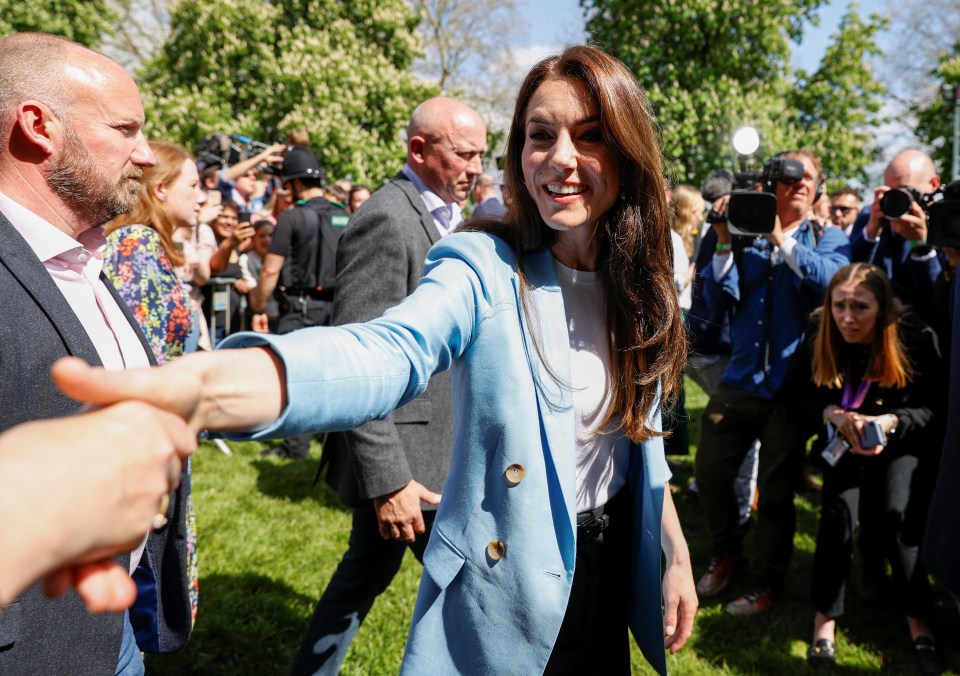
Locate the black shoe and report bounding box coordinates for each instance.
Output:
[807,639,836,670]
[913,635,943,675]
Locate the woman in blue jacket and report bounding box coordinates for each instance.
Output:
[58,45,697,674]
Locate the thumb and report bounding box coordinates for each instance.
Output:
[51,357,127,406]
[419,489,442,506]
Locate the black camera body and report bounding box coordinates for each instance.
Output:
[926,180,960,248]
[879,185,937,220]
[723,157,805,236]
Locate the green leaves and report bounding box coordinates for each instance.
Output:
[137,0,436,183]
[914,44,960,178]
[0,1,116,47]
[585,0,886,188]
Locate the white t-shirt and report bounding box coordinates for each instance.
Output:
[554,259,629,513]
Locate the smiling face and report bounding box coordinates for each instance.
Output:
[212,205,239,241]
[831,280,880,344]
[521,76,620,252]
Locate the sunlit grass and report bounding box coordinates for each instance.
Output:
[148,378,959,675]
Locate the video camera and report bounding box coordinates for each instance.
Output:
[703,156,806,236]
[196,134,284,175]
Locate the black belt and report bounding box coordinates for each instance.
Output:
[576,488,628,541]
[284,287,334,301]
[577,505,610,540]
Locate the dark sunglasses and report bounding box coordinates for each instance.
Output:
[829,205,857,216]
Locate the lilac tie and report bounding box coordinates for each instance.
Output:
[432,205,453,233]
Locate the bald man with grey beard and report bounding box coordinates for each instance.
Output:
[290,97,486,676]
[0,32,191,675]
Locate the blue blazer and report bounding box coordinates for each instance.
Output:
[222,232,671,674]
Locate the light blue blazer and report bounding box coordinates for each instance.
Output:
[221,232,671,675]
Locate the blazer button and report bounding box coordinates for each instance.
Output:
[504,464,525,485]
[487,540,505,561]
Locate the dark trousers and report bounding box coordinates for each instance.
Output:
[812,451,933,618]
[290,504,434,676]
[543,488,631,676]
[694,384,807,589]
[275,298,333,458]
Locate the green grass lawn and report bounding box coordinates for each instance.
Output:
[147,379,959,675]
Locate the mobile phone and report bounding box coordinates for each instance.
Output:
[860,420,886,448]
[206,190,222,207]
[821,435,850,467]
[238,211,252,224]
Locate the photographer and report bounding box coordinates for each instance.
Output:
[694,150,850,615]
[852,150,949,339]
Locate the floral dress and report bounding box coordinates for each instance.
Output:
[102,224,200,627]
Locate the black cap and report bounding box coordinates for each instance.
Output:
[281,147,325,185]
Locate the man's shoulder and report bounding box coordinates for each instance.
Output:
[364,174,419,211]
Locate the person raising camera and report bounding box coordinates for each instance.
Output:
[693,149,850,615]
[851,150,949,339]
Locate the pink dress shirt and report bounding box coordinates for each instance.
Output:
[0,191,151,569]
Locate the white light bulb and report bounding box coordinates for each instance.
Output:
[732,127,760,156]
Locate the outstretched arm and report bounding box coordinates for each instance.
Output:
[50,347,286,435]
[661,486,697,654]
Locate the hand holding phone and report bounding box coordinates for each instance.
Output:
[859,419,886,449]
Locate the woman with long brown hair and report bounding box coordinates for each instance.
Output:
[66,45,696,674]
[806,263,944,673]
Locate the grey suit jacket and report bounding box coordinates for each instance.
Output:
[0,213,190,673]
[321,172,455,508]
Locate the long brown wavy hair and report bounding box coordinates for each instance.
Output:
[461,45,685,442]
[812,263,912,389]
[105,140,193,267]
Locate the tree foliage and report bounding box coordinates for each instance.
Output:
[411,0,528,148]
[0,0,116,47]
[788,7,888,187]
[101,0,171,70]
[138,0,435,183]
[584,0,886,187]
[913,45,960,178]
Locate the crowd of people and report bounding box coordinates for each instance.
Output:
[0,28,958,676]
[665,147,957,673]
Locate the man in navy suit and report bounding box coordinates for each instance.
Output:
[0,32,189,675]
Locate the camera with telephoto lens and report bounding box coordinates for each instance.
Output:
[702,156,806,236]
[879,185,939,219]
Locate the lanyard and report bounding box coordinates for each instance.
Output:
[841,377,872,411]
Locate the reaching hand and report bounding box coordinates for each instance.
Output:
[0,399,195,611]
[373,480,441,543]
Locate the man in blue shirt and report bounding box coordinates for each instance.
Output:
[694,150,850,614]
